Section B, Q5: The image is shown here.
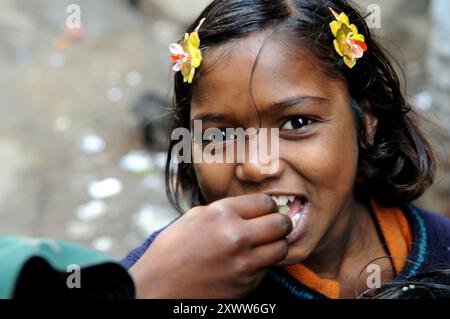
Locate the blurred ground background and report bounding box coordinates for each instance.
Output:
[0,0,448,259]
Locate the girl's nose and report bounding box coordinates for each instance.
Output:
[235,156,286,183]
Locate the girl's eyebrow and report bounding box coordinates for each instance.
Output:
[190,95,329,125]
[190,112,234,125]
[266,95,330,113]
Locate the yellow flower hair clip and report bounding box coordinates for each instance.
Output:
[329,7,367,69]
[169,18,206,84]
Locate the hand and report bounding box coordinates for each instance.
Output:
[130,193,292,298]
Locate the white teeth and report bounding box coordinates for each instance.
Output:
[270,195,294,207]
[279,196,289,206]
[272,197,280,206]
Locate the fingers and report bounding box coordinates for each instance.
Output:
[275,253,296,267]
[211,193,277,219]
[249,239,289,269]
[246,213,292,246]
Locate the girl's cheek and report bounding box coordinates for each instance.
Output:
[325,140,357,185]
[194,163,235,203]
[285,131,358,191]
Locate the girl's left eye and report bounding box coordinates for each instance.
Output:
[280,116,315,131]
[202,128,237,143]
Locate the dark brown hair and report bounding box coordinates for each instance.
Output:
[164,0,435,212]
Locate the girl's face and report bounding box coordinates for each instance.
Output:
[190,32,365,263]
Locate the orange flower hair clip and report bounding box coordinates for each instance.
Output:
[329,7,367,69]
[169,18,206,84]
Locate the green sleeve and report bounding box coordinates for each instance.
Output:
[0,236,135,299]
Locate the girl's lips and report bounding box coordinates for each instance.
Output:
[286,200,309,244]
[270,195,309,243]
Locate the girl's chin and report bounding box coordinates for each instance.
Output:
[280,244,313,266]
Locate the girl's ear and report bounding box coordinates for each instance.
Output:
[362,99,378,146]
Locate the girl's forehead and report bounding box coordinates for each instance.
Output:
[191,31,346,116]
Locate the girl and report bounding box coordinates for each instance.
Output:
[123,0,450,299]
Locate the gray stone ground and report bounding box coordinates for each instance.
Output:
[0,0,448,259]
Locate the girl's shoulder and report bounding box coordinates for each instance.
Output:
[121,215,180,269]
[403,204,450,275]
[407,204,450,236]
[121,226,169,269]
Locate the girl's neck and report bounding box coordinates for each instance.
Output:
[302,197,391,297]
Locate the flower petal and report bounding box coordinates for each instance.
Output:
[349,24,358,35]
[333,39,344,57]
[182,33,189,52]
[190,50,202,68]
[359,41,367,52]
[169,43,184,55]
[172,61,183,72]
[352,33,365,42]
[330,21,341,37]
[189,32,200,48]
[339,12,349,26]
[350,44,364,58]
[344,56,356,68]
[181,63,189,79]
[187,67,195,83]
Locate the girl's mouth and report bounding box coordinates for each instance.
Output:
[270,195,309,244]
